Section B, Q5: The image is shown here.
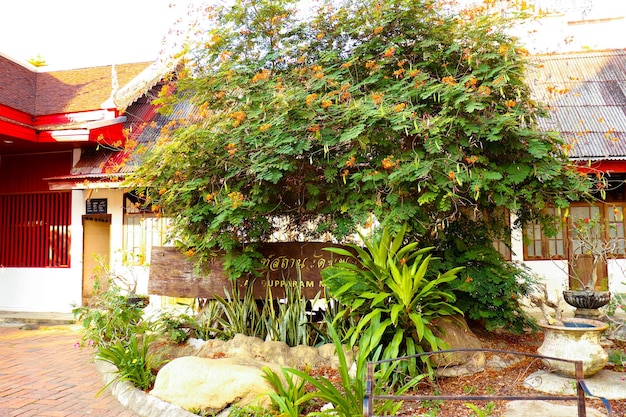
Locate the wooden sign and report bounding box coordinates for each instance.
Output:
[148,242,355,299]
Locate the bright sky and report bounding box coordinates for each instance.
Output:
[0,0,199,70]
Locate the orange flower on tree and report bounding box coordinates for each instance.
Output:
[159,188,167,195]
[381,46,395,58]
[345,155,356,167]
[231,111,247,127]
[371,92,384,105]
[305,93,318,106]
[477,85,491,96]
[226,143,237,156]
[228,191,244,208]
[382,155,396,170]
[308,124,320,133]
[394,103,406,112]
[504,99,516,108]
[259,123,272,132]
[251,68,270,83]
[465,77,477,89]
[442,76,456,86]
[365,60,379,71]
[321,99,333,108]
[373,26,383,35]
[185,249,195,257]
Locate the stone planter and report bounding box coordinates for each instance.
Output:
[537,317,608,378]
[562,290,610,319]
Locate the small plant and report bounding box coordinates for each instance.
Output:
[271,323,421,417]
[212,285,265,340]
[95,333,161,392]
[419,394,443,417]
[73,280,148,347]
[465,401,495,417]
[226,405,274,417]
[157,311,192,344]
[262,270,324,347]
[608,349,626,371]
[322,223,463,384]
[463,385,478,395]
[567,212,620,291]
[262,366,308,417]
[187,300,223,341]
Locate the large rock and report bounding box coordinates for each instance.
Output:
[194,333,353,369]
[429,315,485,377]
[150,356,274,414]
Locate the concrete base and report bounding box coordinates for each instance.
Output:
[503,400,607,417]
[524,369,626,400]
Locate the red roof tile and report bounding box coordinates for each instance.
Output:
[0,55,151,116]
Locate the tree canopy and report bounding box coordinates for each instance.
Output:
[129,0,592,283]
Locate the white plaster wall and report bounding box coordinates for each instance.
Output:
[0,189,85,313]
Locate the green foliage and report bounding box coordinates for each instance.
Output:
[210,286,265,339]
[262,272,325,347]
[277,324,413,417]
[129,0,593,281]
[72,281,148,348]
[322,224,462,383]
[465,401,496,417]
[439,215,537,333]
[171,283,328,347]
[262,366,308,417]
[226,405,275,417]
[607,349,626,371]
[95,333,160,392]
[157,311,192,343]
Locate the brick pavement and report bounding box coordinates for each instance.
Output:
[0,326,137,417]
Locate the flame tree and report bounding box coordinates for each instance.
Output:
[130,0,593,331]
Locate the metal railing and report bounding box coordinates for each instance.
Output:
[363,348,613,417]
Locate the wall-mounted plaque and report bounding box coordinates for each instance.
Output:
[86,198,107,214]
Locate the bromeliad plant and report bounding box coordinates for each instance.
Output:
[321,224,463,382]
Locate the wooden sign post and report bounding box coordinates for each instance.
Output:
[148,242,354,299]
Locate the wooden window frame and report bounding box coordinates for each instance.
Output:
[523,203,626,261]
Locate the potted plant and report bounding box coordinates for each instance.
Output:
[563,211,612,317]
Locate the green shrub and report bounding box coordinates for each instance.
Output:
[72,282,148,347]
[435,213,537,333]
[321,224,463,382]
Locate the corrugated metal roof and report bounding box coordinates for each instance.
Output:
[529,49,626,161]
[68,89,196,178]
